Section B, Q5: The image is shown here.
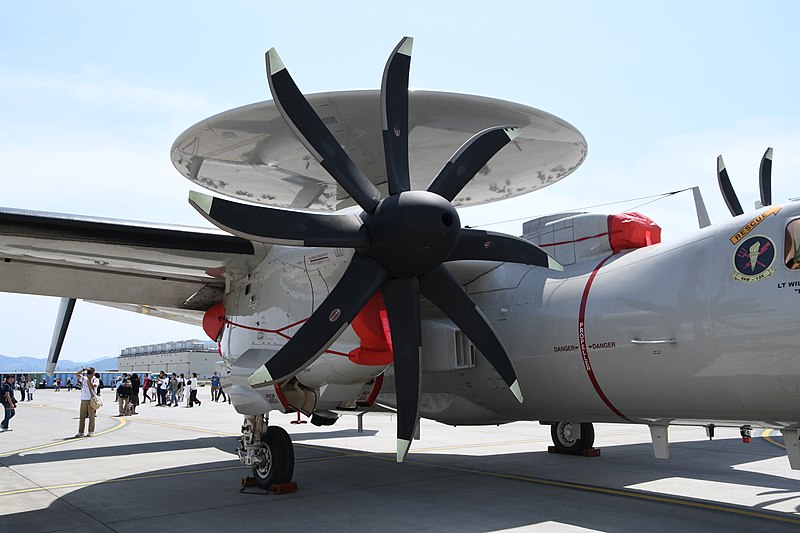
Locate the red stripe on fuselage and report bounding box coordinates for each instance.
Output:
[578,255,634,423]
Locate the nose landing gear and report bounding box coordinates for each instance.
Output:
[237,415,296,491]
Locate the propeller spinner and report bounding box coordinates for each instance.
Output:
[189,37,562,462]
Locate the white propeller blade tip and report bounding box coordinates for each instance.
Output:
[505,127,521,141]
[510,380,523,403]
[548,256,564,272]
[266,48,286,76]
[188,191,213,215]
[248,366,274,387]
[396,438,412,463]
[398,37,414,57]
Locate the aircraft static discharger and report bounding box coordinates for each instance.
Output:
[0,37,799,491]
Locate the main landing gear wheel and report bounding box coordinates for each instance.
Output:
[551,422,595,455]
[253,426,295,489]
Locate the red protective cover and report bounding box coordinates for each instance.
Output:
[608,212,661,252]
[202,302,227,341]
[348,291,394,366]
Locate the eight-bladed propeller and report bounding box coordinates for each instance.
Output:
[716,147,774,216]
[189,37,563,462]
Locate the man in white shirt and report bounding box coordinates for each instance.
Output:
[76,367,99,437]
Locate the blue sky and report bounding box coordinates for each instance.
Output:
[1,1,798,361]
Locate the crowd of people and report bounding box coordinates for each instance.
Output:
[1,370,229,435]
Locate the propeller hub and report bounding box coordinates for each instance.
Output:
[363,190,460,277]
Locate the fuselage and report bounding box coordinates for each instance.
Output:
[221,201,800,431]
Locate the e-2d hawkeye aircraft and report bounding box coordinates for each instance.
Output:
[1,37,799,490]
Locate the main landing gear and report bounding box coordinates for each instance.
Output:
[237,415,295,490]
[549,422,600,457]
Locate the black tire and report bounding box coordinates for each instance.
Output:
[550,422,595,455]
[252,426,295,489]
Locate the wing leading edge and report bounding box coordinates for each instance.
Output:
[0,207,261,317]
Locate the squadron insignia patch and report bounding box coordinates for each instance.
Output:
[732,235,776,283]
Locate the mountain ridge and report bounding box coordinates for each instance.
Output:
[0,354,118,373]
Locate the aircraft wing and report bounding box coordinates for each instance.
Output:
[0,207,262,319]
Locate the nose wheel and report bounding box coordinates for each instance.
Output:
[252,426,295,489]
[549,422,599,456]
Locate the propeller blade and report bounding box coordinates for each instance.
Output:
[382,37,413,196]
[717,155,744,216]
[448,228,563,270]
[382,278,422,462]
[46,298,76,376]
[759,147,773,207]
[419,265,522,403]
[265,48,381,213]
[249,253,387,387]
[427,126,520,202]
[189,191,369,247]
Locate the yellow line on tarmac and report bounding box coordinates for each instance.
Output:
[292,438,800,525]
[121,417,237,437]
[0,417,127,458]
[23,402,237,438]
[0,453,357,498]
[412,438,550,453]
[399,458,800,526]
[762,429,786,449]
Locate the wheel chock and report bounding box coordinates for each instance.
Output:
[272,482,298,495]
[547,446,601,457]
[240,476,299,495]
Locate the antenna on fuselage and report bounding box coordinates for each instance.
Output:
[691,187,712,229]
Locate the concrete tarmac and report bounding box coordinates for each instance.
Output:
[1,389,799,532]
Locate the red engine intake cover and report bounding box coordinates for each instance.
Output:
[202,303,226,341]
[348,291,394,366]
[608,212,662,252]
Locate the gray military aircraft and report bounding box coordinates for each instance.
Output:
[1,37,798,490]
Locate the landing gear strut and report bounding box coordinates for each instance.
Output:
[237,415,295,489]
[549,422,599,456]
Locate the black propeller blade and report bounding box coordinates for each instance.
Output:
[717,148,777,217]
[717,155,744,217]
[759,147,773,207]
[195,37,562,461]
[428,126,521,202]
[420,265,522,402]
[189,191,369,248]
[249,253,387,386]
[448,228,563,270]
[381,278,422,462]
[265,48,381,213]
[382,37,413,196]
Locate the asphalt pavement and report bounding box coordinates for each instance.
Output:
[1,389,799,532]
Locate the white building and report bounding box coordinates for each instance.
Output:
[117,339,219,378]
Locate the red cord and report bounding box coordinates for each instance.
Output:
[220,317,350,357]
